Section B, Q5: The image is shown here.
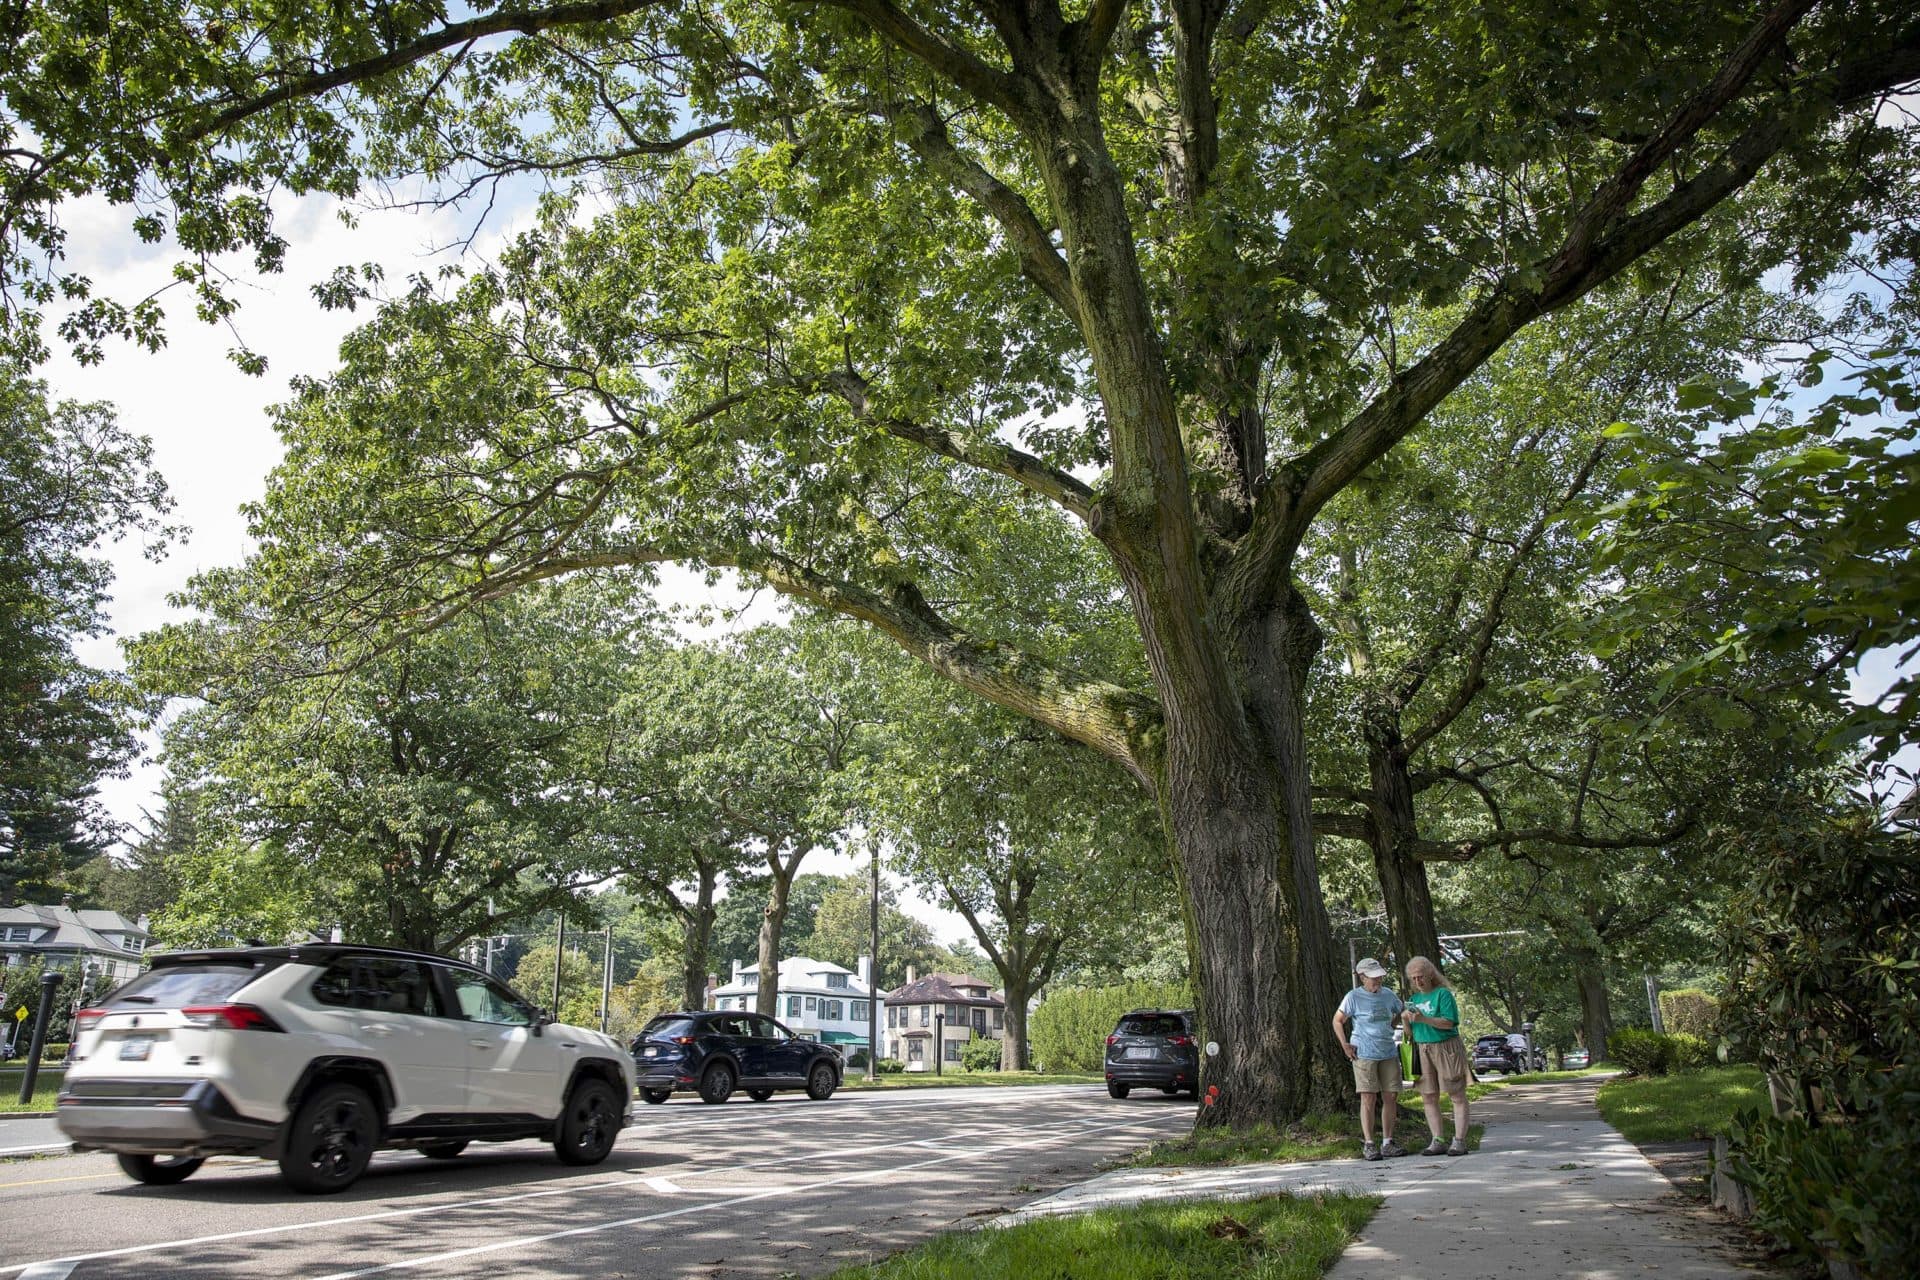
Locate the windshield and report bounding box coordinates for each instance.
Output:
[1116,1014,1186,1037]
[640,1016,697,1040]
[102,963,266,1009]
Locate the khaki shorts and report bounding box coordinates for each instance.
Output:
[1416,1036,1470,1096]
[1352,1056,1399,1094]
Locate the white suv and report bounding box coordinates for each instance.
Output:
[56,944,636,1193]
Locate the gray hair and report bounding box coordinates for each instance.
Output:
[1405,955,1448,986]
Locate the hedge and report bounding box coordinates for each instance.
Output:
[1029,981,1192,1075]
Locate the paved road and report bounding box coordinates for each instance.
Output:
[0,1086,1190,1279]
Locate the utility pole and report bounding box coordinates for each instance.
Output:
[551,914,566,1015]
[600,927,614,1034]
[934,1011,944,1077]
[868,842,881,1082]
[1645,972,1665,1032]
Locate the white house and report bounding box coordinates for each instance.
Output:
[0,904,149,987]
[708,955,876,1062]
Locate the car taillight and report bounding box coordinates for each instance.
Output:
[1166,1035,1193,1047]
[1105,1035,1119,1046]
[181,1004,284,1031]
[73,1008,107,1035]
[672,1036,697,1045]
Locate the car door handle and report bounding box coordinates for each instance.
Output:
[469,1039,494,1050]
[358,1023,395,1037]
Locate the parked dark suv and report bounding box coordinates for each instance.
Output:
[1104,1008,1200,1098]
[632,1011,842,1104]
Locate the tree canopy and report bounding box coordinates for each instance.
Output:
[12,0,1916,1127]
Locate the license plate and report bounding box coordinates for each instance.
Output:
[1126,1047,1154,1059]
[119,1036,154,1061]
[643,1046,658,1057]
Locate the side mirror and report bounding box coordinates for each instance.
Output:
[532,1008,552,1036]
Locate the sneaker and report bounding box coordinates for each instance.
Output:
[1362,1142,1380,1161]
[1420,1140,1447,1156]
[1447,1139,1470,1157]
[1379,1139,1408,1158]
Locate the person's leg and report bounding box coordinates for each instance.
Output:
[1358,1090,1377,1144]
[1449,1087,1471,1150]
[1381,1084,1399,1142]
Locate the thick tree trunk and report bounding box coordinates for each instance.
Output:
[1170,596,1351,1128]
[755,857,797,1018]
[1362,704,1442,968]
[1574,954,1613,1061]
[1000,976,1030,1071]
[680,864,719,1012]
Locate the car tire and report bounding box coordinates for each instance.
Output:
[554,1078,621,1166]
[698,1063,736,1104]
[747,1089,774,1102]
[417,1140,469,1159]
[116,1153,205,1185]
[1160,1085,1179,1095]
[640,1088,672,1105]
[1107,1082,1130,1099]
[280,1081,378,1194]
[805,1062,837,1101]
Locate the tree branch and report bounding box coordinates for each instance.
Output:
[816,0,1026,118]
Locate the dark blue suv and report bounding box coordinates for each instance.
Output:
[632,1011,842,1105]
[1104,1008,1200,1098]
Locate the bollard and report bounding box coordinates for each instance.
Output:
[17,971,63,1105]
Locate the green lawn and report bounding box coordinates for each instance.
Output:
[818,1193,1378,1280]
[1594,1065,1767,1144]
[0,1073,63,1113]
[1130,1108,1483,1169]
[841,1071,1101,1090]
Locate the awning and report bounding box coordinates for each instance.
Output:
[822,1031,869,1044]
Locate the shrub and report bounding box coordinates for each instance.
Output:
[1659,987,1718,1039]
[875,1058,905,1074]
[42,1042,69,1062]
[1029,981,1192,1075]
[1608,1027,1674,1076]
[961,1038,1002,1072]
[1668,1032,1711,1071]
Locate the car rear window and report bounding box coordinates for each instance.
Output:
[101,963,265,1009]
[1116,1014,1187,1036]
[640,1016,697,1039]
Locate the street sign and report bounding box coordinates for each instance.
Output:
[11,1006,23,1022]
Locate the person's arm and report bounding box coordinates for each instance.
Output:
[1419,989,1459,1032]
[1333,1006,1357,1058]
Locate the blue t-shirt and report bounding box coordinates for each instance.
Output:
[1339,985,1406,1060]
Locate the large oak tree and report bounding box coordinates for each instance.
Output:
[14,0,1917,1125]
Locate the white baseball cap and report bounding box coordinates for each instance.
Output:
[1354,957,1389,979]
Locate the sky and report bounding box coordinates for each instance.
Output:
[43,186,980,948]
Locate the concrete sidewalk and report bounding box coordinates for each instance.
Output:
[999,1077,1759,1280]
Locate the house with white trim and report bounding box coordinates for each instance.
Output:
[0,904,149,987]
[708,955,876,1062]
[882,967,1005,1071]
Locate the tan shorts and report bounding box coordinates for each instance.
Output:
[1352,1056,1399,1094]
[1416,1037,1470,1096]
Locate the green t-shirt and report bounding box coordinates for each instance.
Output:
[1407,986,1460,1044]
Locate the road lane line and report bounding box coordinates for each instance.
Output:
[0,1110,1177,1276]
[310,1114,1180,1280]
[641,1177,681,1194]
[0,1170,118,1188]
[16,1264,76,1280]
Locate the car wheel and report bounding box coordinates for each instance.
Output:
[805,1062,837,1101]
[116,1153,205,1185]
[1107,1082,1130,1099]
[279,1081,378,1194]
[417,1140,469,1159]
[747,1088,774,1102]
[1160,1085,1179,1095]
[640,1088,672,1105]
[554,1078,621,1166]
[698,1062,736,1104]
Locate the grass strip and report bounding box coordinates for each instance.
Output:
[1594,1065,1767,1144]
[840,1072,1101,1090]
[1129,1109,1483,1168]
[819,1192,1378,1280]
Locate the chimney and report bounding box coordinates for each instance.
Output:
[905,964,918,984]
[857,954,872,988]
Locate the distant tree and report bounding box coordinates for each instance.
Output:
[1,375,174,902]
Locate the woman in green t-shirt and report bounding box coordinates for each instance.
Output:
[1405,955,1472,1156]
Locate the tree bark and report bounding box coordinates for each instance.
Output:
[679,862,719,1012]
[1000,975,1030,1071]
[1574,954,1614,1061]
[1362,701,1443,967]
[754,849,800,1018]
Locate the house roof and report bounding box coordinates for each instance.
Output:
[883,973,1004,1009]
[0,904,148,960]
[711,955,872,1000]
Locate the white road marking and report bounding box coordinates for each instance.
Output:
[0,1144,68,1157]
[0,1105,1174,1277]
[16,1264,76,1280]
[641,1176,681,1194]
[312,1114,1169,1280]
